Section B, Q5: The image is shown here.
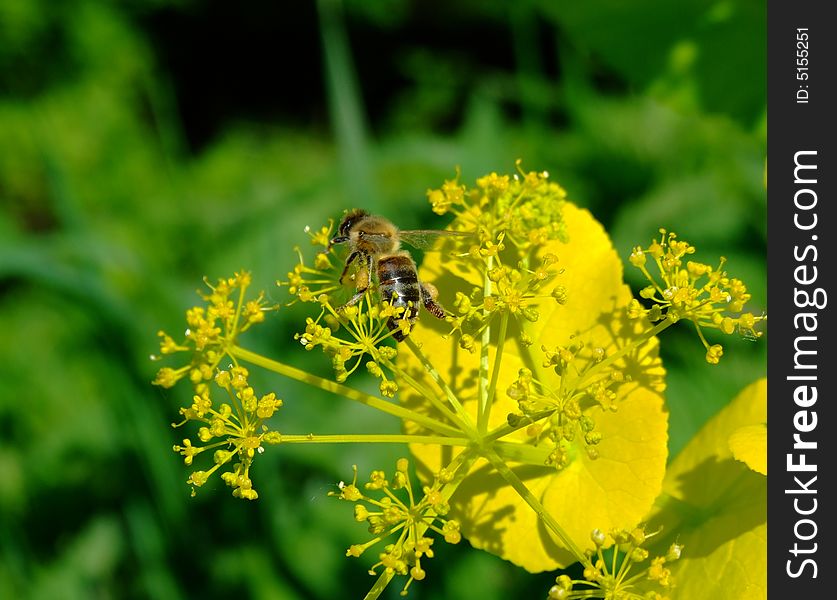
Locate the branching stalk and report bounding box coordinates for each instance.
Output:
[485,447,592,568]
[230,345,462,438]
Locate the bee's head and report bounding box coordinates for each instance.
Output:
[337,208,370,238]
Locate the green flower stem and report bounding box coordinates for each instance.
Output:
[229,345,462,438]
[484,408,555,443]
[479,310,509,434]
[477,256,494,433]
[403,338,478,438]
[693,318,711,349]
[574,316,673,390]
[637,264,666,298]
[363,572,395,600]
[484,447,592,568]
[493,439,552,464]
[615,545,635,586]
[278,433,471,446]
[653,256,671,290]
[387,361,471,433]
[229,279,247,338]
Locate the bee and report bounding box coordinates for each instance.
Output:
[326,209,467,341]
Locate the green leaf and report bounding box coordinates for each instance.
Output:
[729,423,767,475]
[648,378,766,599]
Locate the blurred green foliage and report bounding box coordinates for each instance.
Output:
[0,0,765,598]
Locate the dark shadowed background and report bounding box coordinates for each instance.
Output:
[0,1,765,598]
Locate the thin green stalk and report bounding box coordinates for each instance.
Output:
[477,256,494,433]
[403,338,478,438]
[230,345,462,438]
[484,448,591,568]
[231,281,247,339]
[574,317,673,390]
[363,571,395,600]
[278,434,470,446]
[612,540,622,580]
[387,360,471,433]
[479,310,509,433]
[693,318,711,349]
[485,408,555,442]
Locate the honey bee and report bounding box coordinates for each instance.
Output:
[326,209,467,341]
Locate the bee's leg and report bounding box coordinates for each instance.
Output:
[338,251,362,284]
[337,253,373,311]
[365,253,373,287]
[339,289,366,310]
[420,282,446,319]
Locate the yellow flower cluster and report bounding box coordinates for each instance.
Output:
[152,272,280,499]
[292,297,408,397]
[547,527,682,600]
[279,225,344,304]
[447,251,567,348]
[426,159,569,254]
[628,230,765,364]
[330,458,462,596]
[421,161,573,353]
[504,341,622,469]
[172,366,283,500]
[153,271,274,389]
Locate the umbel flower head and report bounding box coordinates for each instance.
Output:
[152,271,275,389]
[152,272,280,498]
[546,527,682,600]
[330,458,462,596]
[172,366,283,499]
[425,161,571,344]
[628,229,766,364]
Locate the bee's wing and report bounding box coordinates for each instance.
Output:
[398,229,474,250]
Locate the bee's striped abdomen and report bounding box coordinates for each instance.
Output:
[377,254,420,340]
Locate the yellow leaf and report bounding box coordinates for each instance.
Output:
[648,378,767,600]
[399,202,668,571]
[729,423,767,475]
